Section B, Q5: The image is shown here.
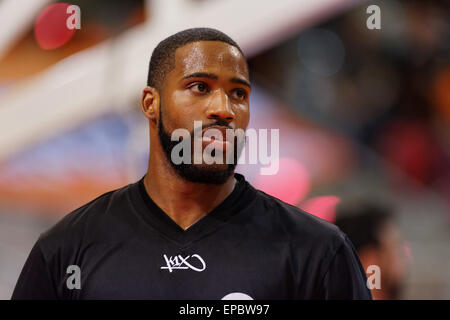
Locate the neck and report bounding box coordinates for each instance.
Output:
[143,149,236,230]
[371,288,388,300]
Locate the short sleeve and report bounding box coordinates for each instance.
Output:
[11,240,58,300]
[318,235,373,300]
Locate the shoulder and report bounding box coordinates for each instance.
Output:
[248,187,353,286]
[37,181,138,259]
[251,187,346,251]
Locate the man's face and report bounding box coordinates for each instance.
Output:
[377,220,408,299]
[157,41,251,184]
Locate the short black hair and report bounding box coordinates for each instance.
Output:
[335,199,394,252]
[147,27,246,90]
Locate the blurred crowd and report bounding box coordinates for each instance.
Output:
[249,0,450,201]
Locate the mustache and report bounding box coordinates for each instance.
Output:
[200,120,233,131]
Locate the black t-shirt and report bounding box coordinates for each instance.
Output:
[11,173,372,300]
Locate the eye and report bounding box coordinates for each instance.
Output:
[189,82,209,94]
[232,88,247,101]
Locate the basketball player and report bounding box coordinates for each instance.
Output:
[12,28,371,300]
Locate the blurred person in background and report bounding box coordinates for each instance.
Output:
[335,199,409,300]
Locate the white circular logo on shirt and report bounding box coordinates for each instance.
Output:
[221,292,254,300]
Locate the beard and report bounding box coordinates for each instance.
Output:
[157,108,242,185]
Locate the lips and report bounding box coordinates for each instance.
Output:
[201,126,232,143]
[199,126,233,151]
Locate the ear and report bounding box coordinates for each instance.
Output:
[141,86,160,125]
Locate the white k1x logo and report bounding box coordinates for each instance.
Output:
[161,254,206,272]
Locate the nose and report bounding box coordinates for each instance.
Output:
[206,89,235,123]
